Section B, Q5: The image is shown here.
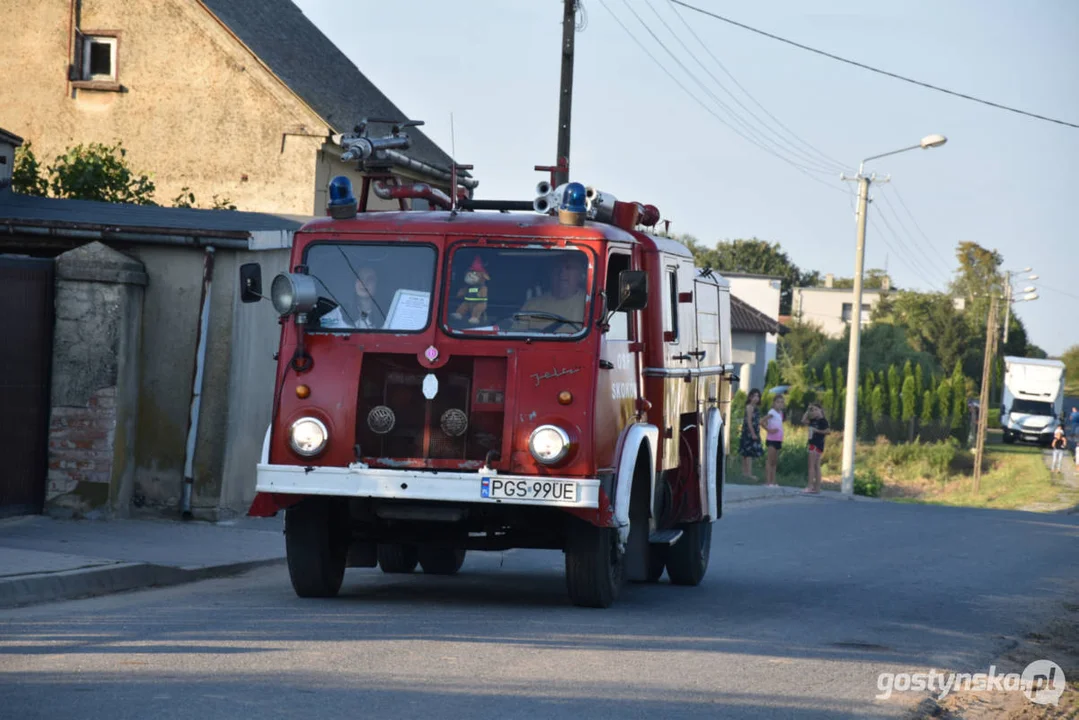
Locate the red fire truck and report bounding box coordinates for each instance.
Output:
[241,123,734,607]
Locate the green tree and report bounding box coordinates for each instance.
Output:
[807,324,938,379]
[1064,345,1079,395]
[12,143,48,196]
[764,360,782,389]
[950,360,967,430]
[888,366,901,418]
[921,390,934,424]
[830,268,891,289]
[871,290,971,374]
[937,378,952,421]
[777,319,828,370]
[915,364,925,413]
[686,237,818,314]
[822,362,835,396]
[835,367,846,420]
[902,376,916,422]
[871,385,885,421]
[47,142,157,205]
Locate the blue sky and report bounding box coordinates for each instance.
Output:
[293,0,1076,355]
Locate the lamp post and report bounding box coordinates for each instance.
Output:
[839,134,948,496]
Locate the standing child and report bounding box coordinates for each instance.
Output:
[738,389,765,480]
[1050,425,1068,474]
[762,395,786,487]
[802,403,830,494]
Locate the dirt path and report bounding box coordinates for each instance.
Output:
[1020,447,1079,513]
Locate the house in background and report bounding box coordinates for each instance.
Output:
[0,0,465,215]
[722,272,782,384]
[730,295,787,393]
[791,273,892,338]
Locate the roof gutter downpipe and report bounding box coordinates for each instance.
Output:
[181,245,216,520]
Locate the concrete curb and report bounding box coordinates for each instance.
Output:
[0,557,285,610]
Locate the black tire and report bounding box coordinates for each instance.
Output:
[284,497,348,598]
[378,544,419,573]
[565,519,624,608]
[418,546,466,575]
[665,521,712,586]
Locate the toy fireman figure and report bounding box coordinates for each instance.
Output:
[452,256,490,324]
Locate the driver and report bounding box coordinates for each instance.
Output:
[319,266,385,329]
[512,254,587,333]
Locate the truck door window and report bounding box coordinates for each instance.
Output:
[664,268,678,342]
[605,252,632,341]
[304,243,436,332]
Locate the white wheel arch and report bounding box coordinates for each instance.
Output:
[701,407,724,521]
[612,423,660,546]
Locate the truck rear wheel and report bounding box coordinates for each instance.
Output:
[418,547,466,575]
[284,497,348,598]
[665,521,712,586]
[565,519,623,608]
[378,544,419,573]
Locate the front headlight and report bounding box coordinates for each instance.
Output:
[289,417,328,457]
[529,425,570,465]
[271,272,318,316]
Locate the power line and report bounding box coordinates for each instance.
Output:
[645,0,846,174]
[874,190,953,287]
[884,184,956,270]
[669,0,1079,130]
[596,0,849,196]
[664,0,847,173]
[612,0,838,176]
[1038,283,1079,301]
[868,213,944,291]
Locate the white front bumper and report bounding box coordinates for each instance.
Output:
[256,463,601,509]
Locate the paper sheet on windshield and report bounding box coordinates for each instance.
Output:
[386,289,430,330]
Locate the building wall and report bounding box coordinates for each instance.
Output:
[732,331,768,394]
[792,287,887,338]
[0,0,330,215]
[727,276,781,381]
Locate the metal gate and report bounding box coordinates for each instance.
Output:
[0,256,53,517]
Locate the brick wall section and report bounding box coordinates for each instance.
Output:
[46,387,118,500]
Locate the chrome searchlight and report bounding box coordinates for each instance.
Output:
[270,273,318,316]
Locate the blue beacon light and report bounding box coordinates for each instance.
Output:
[327,175,357,219]
[558,182,587,226]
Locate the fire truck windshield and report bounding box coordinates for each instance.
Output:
[444,246,590,337]
[304,243,436,332]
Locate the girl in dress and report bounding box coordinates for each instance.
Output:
[738,389,764,480]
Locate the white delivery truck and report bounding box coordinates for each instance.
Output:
[1000,356,1066,445]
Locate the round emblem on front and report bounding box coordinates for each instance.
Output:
[440,408,469,437]
[367,405,396,435]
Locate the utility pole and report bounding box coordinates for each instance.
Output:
[973,295,999,493]
[554,0,577,187]
[1002,281,1012,345]
[839,173,871,496]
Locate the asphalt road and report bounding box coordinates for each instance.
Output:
[1,496,1077,719]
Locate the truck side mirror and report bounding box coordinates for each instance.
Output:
[240,262,263,303]
[618,270,648,311]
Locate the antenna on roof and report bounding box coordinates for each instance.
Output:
[450,112,458,213]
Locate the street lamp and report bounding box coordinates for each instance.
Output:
[838,134,948,496]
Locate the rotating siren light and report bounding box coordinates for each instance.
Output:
[327,175,357,219]
[558,182,587,226]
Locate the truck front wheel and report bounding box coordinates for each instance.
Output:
[284,497,349,598]
[665,521,712,586]
[378,544,419,573]
[565,519,624,608]
[418,547,466,575]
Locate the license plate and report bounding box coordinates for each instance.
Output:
[1024,434,1039,441]
[480,477,577,503]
